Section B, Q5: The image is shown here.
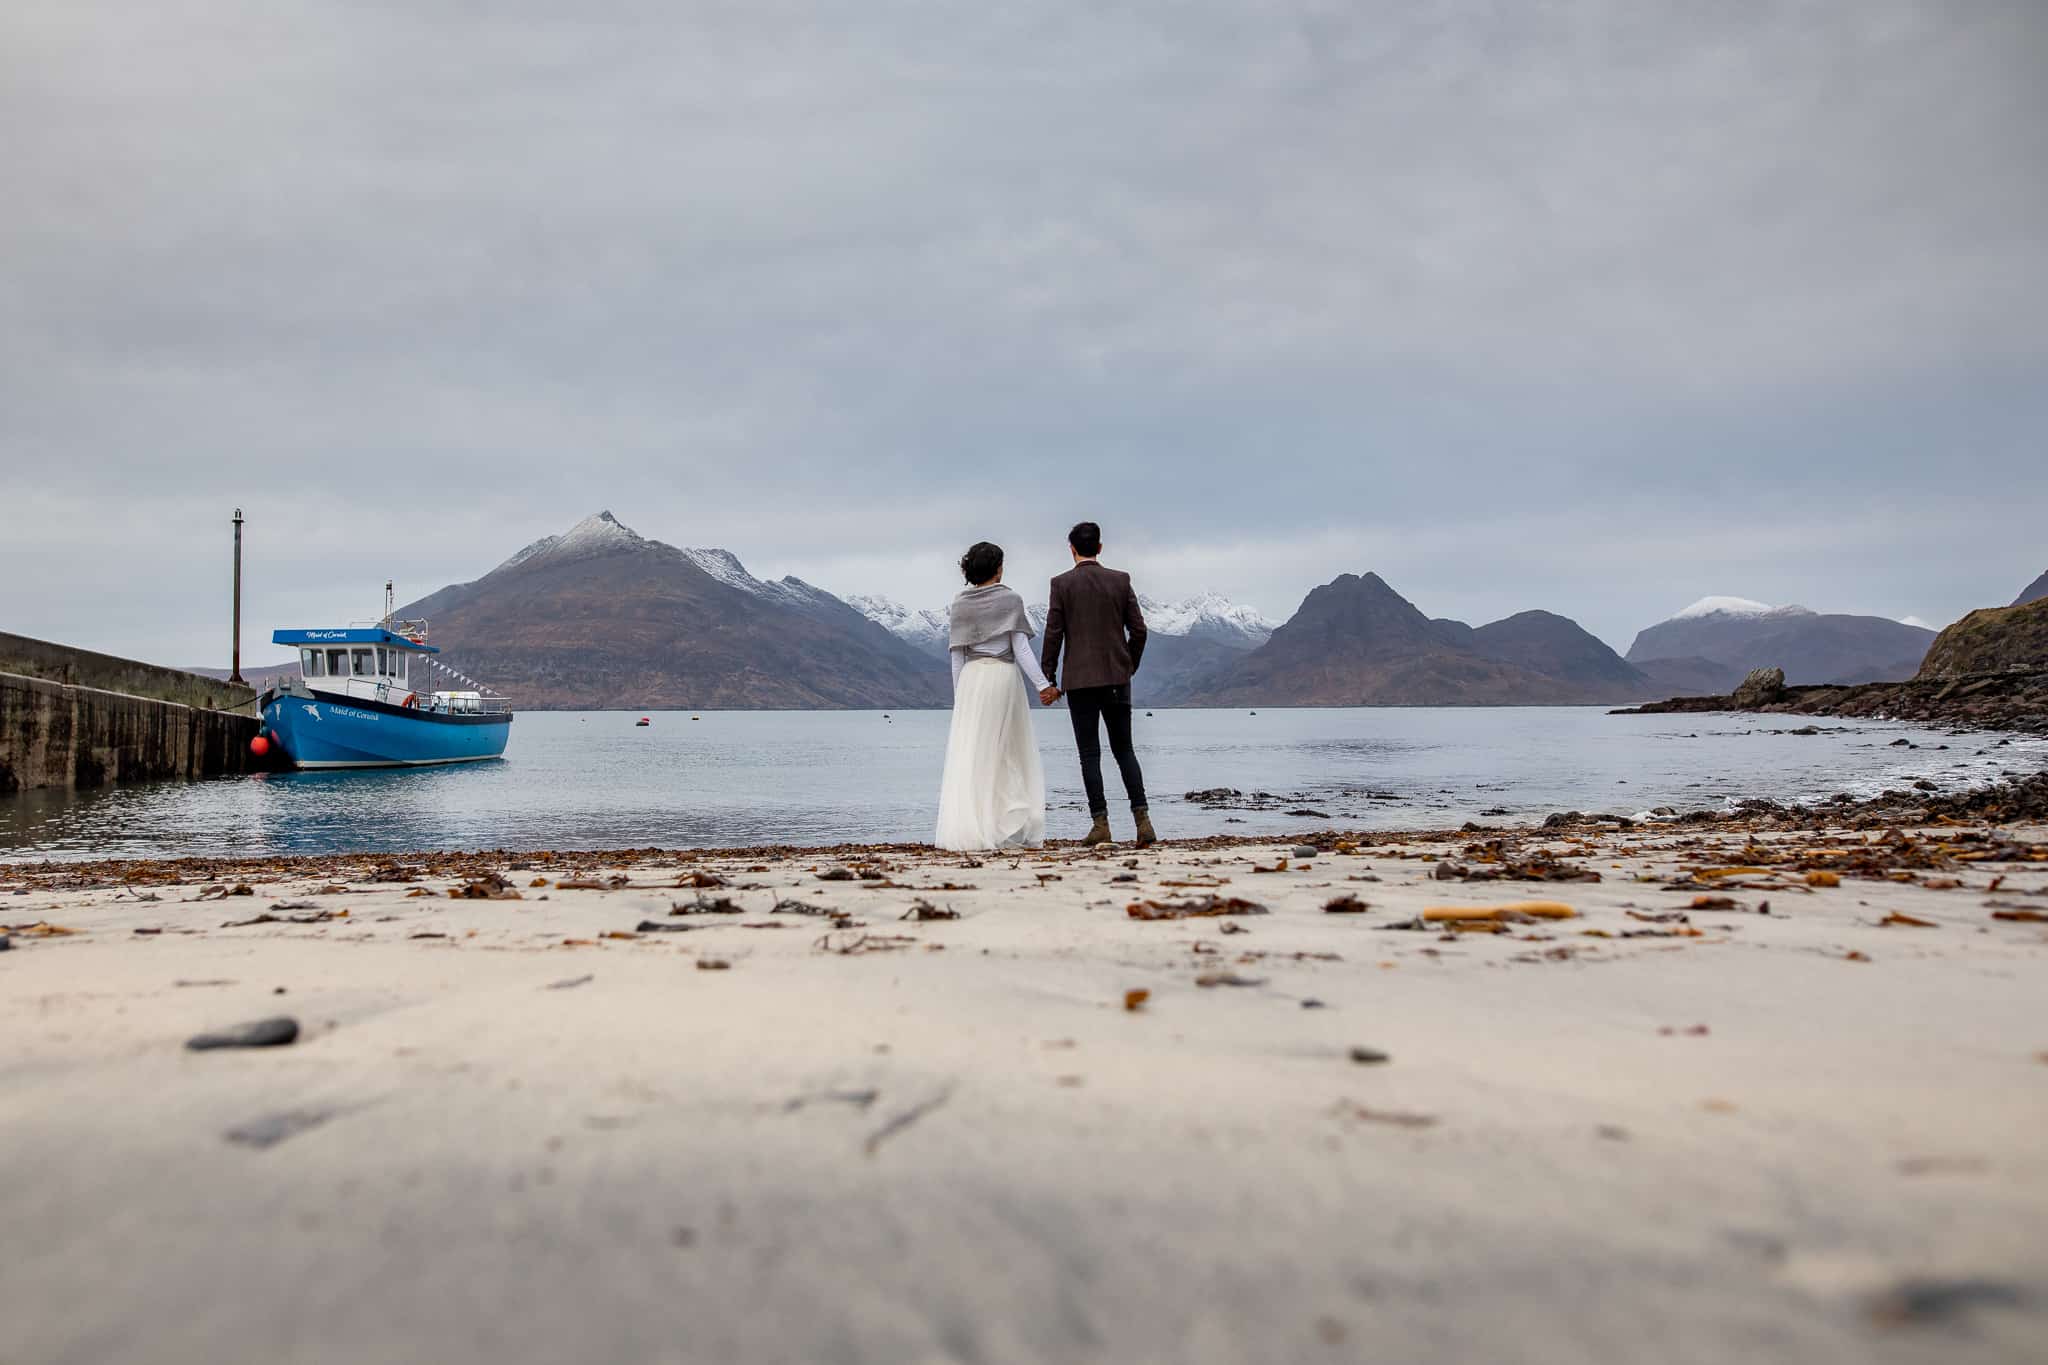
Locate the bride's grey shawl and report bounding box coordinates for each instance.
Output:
[948,583,1035,650]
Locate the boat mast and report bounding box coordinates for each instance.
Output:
[228,508,247,686]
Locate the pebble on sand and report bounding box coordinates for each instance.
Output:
[185,1016,300,1051]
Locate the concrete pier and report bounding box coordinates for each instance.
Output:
[0,631,256,711]
[0,633,260,793]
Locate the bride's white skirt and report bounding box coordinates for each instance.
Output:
[935,657,1046,851]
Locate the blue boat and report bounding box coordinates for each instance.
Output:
[257,602,512,769]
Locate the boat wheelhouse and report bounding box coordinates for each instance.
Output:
[257,610,512,769]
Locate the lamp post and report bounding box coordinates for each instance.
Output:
[229,508,246,686]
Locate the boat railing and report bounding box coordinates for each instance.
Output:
[439,694,515,716]
[313,675,512,715]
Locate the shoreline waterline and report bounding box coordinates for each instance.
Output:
[5,763,2043,880]
[5,707,2042,864]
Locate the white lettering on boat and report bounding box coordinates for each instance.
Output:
[329,706,377,722]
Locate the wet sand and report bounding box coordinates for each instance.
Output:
[4,819,2047,1364]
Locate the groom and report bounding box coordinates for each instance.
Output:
[1039,521,1155,848]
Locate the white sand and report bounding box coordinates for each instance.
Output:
[4,822,2047,1364]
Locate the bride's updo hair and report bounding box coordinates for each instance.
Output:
[959,542,1004,586]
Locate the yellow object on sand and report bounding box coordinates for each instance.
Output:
[1422,902,1577,922]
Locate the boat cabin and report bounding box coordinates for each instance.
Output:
[271,626,491,714]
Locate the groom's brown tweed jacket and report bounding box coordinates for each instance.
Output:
[1040,561,1148,691]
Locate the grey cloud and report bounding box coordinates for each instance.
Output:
[2,1,2043,665]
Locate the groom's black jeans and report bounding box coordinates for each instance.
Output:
[1066,683,1148,818]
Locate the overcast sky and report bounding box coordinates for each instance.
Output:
[4,0,2043,668]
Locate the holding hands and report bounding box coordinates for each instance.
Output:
[1039,686,1061,706]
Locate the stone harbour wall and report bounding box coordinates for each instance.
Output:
[0,630,256,712]
[0,671,260,793]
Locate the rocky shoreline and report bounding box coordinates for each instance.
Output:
[7,767,2046,893]
[1615,666,2048,735]
[1533,766,2048,839]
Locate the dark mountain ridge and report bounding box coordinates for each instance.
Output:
[1167,573,1662,706]
[1129,635,1250,706]
[1467,610,1651,692]
[397,512,948,710]
[1626,603,1932,686]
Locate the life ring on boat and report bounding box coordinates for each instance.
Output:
[400,692,418,709]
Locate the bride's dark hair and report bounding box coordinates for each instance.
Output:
[959,542,1004,586]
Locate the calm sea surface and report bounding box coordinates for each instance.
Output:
[2,707,2040,862]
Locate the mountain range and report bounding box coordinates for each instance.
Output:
[370,512,1967,709]
[394,513,948,709]
[1624,597,1934,687]
[2015,570,2048,608]
[848,589,1274,703]
[847,589,1273,654]
[1159,574,1667,706]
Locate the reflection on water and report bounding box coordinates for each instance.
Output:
[2,708,2037,862]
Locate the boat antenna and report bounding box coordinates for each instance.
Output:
[383,579,395,627]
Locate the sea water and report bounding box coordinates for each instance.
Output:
[1,707,2038,861]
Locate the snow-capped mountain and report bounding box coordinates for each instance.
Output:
[679,545,763,594]
[1669,595,1815,621]
[498,515,845,615]
[494,510,646,572]
[1628,595,1932,686]
[853,589,1272,655]
[680,546,841,615]
[1137,592,1276,647]
[403,512,947,709]
[846,595,950,652]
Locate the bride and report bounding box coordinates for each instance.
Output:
[935,541,1058,851]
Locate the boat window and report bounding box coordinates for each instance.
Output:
[376,647,389,676]
[302,649,322,678]
[352,649,374,676]
[327,649,348,676]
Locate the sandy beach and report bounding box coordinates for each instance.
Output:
[5,817,2047,1364]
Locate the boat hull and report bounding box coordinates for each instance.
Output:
[262,694,511,769]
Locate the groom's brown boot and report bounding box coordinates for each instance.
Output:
[1133,808,1157,848]
[1082,814,1113,846]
